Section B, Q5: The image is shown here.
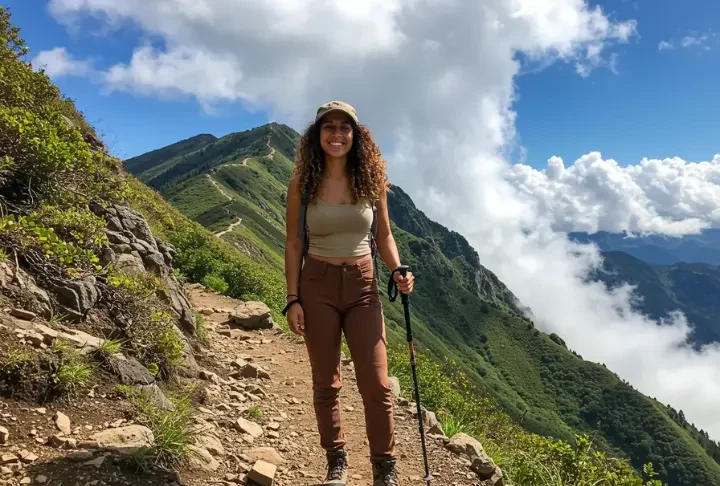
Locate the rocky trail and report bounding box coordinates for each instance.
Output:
[206,175,233,202]
[215,218,243,238]
[0,285,505,486]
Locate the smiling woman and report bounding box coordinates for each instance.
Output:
[283,101,415,486]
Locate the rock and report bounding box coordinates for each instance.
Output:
[422,410,440,429]
[18,451,38,463]
[142,251,168,277]
[228,301,275,330]
[34,475,47,484]
[427,423,445,436]
[46,435,77,449]
[162,277,196,334]
[388,376,401,398]
[0,426,8,444]
[246,460,277,486]
[68,451,94,462]
[219,329,246,339]
[99,247,116,267]
[114,253,146,275]
[135,384,175,411]
[176,334,201,378]
[0,454,17,465]
[50,275,99,322]
[234,417,263,438]
[232,358,249,369]
[83,456,105,469]
[238,363,271,380]
[447,433,485,459]
[156,240,177,266]
[246,447,283,466]
[106,231,131,245]
[187,445,220,472]
[9,308,36,321]
[55,411,71,435]
[196,435,225,457]
[200,369,221,384]
[110,358,155,386]
[89,425,154,454]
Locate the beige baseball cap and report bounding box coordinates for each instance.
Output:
[315,101,358,125]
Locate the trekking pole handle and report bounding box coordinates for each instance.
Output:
[398,265,410,300]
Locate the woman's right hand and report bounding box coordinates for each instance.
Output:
[286,303,305,336]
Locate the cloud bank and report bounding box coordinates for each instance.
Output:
[508,152,720,235]
[47,0,720,440]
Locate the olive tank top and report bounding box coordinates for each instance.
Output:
[305,199,374,258]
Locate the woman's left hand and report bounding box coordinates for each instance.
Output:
[393,269,415,294]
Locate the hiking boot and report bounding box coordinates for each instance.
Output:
[372,458,400,486]
[323,449,349,485]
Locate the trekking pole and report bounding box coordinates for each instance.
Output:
[389,265,432,485]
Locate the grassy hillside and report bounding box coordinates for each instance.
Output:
[125,124,720,485]
[592,251,720,347]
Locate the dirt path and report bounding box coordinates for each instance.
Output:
[206,174,232,201]
[0,286,497,486]
[215,217,242,237]
[188,287,488,486]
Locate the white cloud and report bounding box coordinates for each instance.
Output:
[506,152,720,235]
[31,46,92,78]
[48,0,720,442]
[659,31,718,52]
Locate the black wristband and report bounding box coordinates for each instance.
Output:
[282,299,300,316]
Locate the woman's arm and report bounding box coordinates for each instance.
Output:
[375,188,402,272]
[375,189,414,293]
[285,175,305,300]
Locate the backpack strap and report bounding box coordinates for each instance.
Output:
[370,200,379,283]
[298,194,309,258]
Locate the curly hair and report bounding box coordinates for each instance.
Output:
[292,120,390,204]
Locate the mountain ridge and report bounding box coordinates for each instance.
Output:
[124,122,720,486]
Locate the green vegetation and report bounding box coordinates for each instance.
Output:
[592,250,720,347]
[120,383,200,468]
[50,338,94,394]
[387,346,663,485]
[127,116,720,485]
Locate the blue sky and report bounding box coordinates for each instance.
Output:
[4,0,719,167]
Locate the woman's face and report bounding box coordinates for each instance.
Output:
[319,112,354,159]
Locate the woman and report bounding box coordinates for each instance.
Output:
[284,100,414,486]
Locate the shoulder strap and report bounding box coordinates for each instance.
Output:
[298,194,309,257]
[370,199,379,283]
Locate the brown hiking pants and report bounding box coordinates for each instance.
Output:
[299,254,396,463]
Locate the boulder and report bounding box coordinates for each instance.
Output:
[50,276,99,321]
[228,301,275,330]
[89,425,154,454]
[114,253,146,275]
[110,358,155,386]
[164,277,196,334]
[447,433,485,459]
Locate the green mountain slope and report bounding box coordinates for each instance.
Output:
[593,251,720,347]
[125,126,720,485]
